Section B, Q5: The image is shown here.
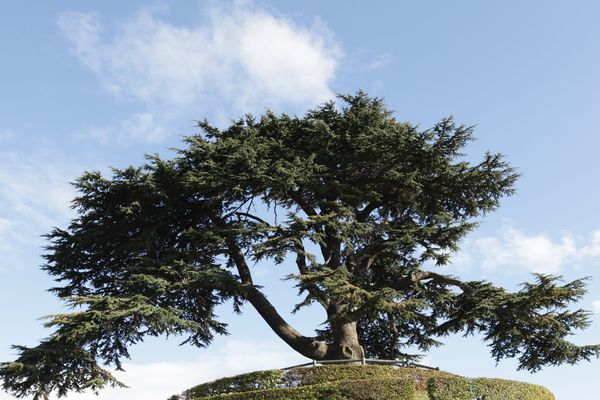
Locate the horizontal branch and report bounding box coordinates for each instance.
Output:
[234,212,271,226]
[392,270,472,293]
[357,201,382,222]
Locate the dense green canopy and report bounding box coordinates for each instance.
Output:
[2,92,598,399]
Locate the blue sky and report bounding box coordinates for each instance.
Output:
[1,1,600,399]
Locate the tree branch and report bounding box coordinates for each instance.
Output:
[289,190,317,216]
[357,201,382,222]
[293,239,330,308]
[353,239,395,276]
[209,211,329,359]
[234,212,271,226]
[289,189,335,266]
[392,270,473,293]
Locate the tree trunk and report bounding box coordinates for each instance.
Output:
[326,320,365,360]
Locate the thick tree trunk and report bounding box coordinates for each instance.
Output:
[325,302,365,360]
[326,320,365,360]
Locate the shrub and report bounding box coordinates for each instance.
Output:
[427,376,555,400]
[427,376,473,400]
[179,365,555,400]
[192,378,415,400]
[470,378,555,400]
[183,370,286,398]
[284,365,452,390]
[182,365,452,399]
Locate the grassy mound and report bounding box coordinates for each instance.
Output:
[171,365,554,400]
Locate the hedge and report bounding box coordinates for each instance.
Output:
[192,378,415,400]
[427,376,472,400]
[178,365,555,400]
[470,378,555,400]
[427,376,555,400]
[182,365,452,399]
[285,365,452,391]
[182,370,285,398]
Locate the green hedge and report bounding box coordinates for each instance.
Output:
[427,376,555,400]
[470,378,555,400]
[179,365,555,400]
[193,378,415,400]
[183,365,452,398]
[427,376,472,400]
[285,365,452,391]
[183,370,285,398]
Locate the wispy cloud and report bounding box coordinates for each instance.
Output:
[0,340,304,400]
[80,112,167,145]
[0,151,78,271]
[57,6,341,115]
[451,226,600,275]
[366,52,392,70]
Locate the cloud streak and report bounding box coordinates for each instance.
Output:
[0,151,78,271]
[451,227,600,275]
[57,6,340,115]
[80,112,167,145]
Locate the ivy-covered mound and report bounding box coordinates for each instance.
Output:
[170,365,554,400]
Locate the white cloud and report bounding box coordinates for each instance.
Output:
[57,6,340,113]
[592,300,600,314]
[0,152,76,226]
[366,53,392,70]
[580,230,600,258]
[0,340,304,400]
[81,112,167,145]
[0,151,78,271]
[451,227,600,275]
[476,228,577,274]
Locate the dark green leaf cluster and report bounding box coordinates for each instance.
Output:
[438,274,600,371]
[1,339,123,400]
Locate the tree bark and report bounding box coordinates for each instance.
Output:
[210,211,330,360]
[210,210,365,361]
[325,302,365,360]
[326,320,365,360]
[244,285,329,359]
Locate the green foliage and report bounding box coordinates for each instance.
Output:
[284,365,451,392]
[1,92,597,399]
[179,366,555,400]
[427,376,472,400]
[0,343,123,400]
[433,274,600,372]
[191,378,415,400]
[427,376,555,400]
[182,365,453,399]
[183,370,286,398]
[471,378,555,400]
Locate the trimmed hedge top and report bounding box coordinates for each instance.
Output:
[181,365,453,398]
[174,365,554,400]
[428,376,555,400]
[191,378,416,400]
